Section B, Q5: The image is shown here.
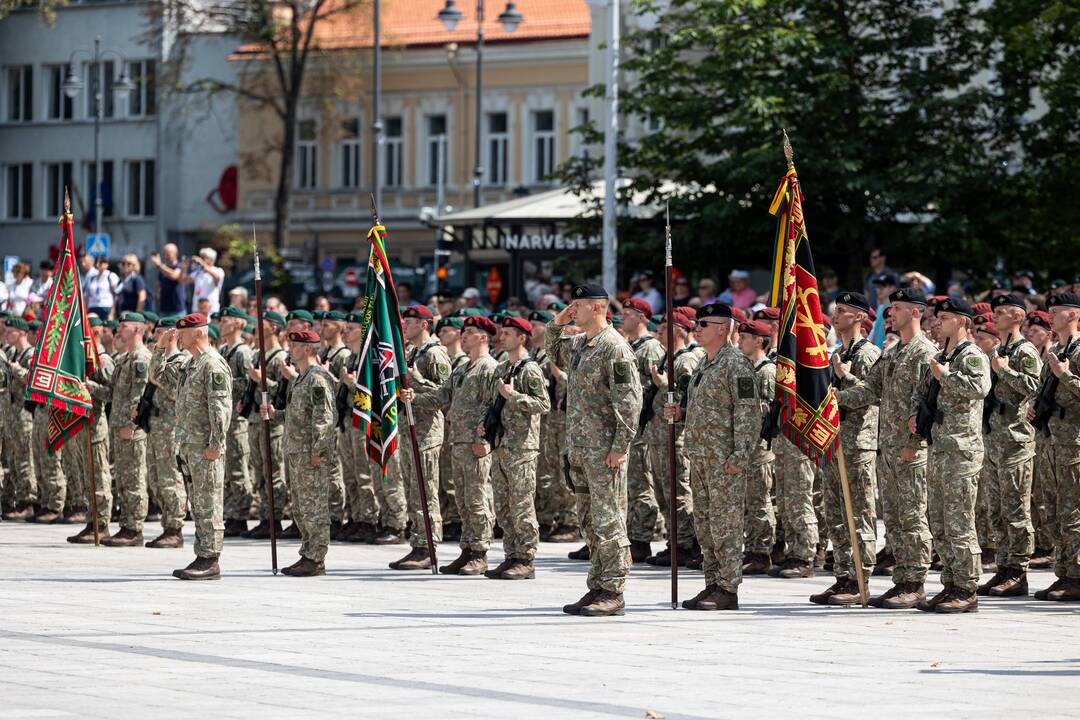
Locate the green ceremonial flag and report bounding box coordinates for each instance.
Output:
[352,223,408,475]
[26,199,100,453]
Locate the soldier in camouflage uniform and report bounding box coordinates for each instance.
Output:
[411,314,499,576]
[665,303,759,611]
[621,297,668,562]
[976,295,1041,597]
[811,292,880,606]
[1033,293,1080,601]
[318,310,351,539]
[436,314,469,539]
[737,319,778,576]
[480,316,550,580]
[172,313,232,581]
[102,312,151,547]
[218,306,254,536]
[267,329,336,576]
[387,305,452,570]
[547,284,641,617]
[838,288,936,609]
[1024,311,1056,567]
[144,318,191,548]
[911,298,990,613]
[66,316,117,543]
[243,311,290,539]
[2,319,38,519]
[337,311,379,543]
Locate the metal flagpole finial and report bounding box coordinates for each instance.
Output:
[664,202,672,266]
[64,187,71,214]
[782,128,794,169]
[252,225,261,281]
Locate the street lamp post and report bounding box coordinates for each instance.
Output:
[437,0,524,209]
[63,36,135,240]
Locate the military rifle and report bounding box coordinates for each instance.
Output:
[1032,336,1079,437]
[915,337,951,444]
[982,332,1013,434]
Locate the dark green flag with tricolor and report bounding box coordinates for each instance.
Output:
[26,194,100,453]
[352,224,408,475]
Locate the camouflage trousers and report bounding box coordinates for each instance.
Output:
[113,435,148,532]
[927,447,983,593]
[438,443,460,525]
[567,447,630,594]
[985,439,1035,570]
[535,419,578,529]
[377,452,408,532]
[492,448,539,561]
[224,421,252,522]
[823,449,877,580]
[33,408,65,513]
[249,420,287,521]
[148,425,186,531]
[325,433,346,524]
[648,440,695,551]
[60,440,85,513]
[178,444,224,559]
[687,453,745,594]
[1047,443,1080,580]
[878,447,932,584]
[976,451,994,550]
[70,438,112,525]
[1032,436,1056,552]
[8,407,37,508]
[742,459,775,556]
[775,437,818,563]
[285,454,330,563]
[450,443,493,552]
[341,426,378,525]
[627,440,662,543]
[402,445,443,548]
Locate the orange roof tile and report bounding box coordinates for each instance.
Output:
[234,0,591,57]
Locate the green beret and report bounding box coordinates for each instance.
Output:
[547,301,567,312]
[345,312,365,325]
[437,317,464,331]
[221,306,246,319]
[156,316,178,328]
[88,315,104,328]
[651,314,664,325]
[287,309,314,323]
[0,311,11,320]
[28,320,42,332]
[210,312,221,320]
[647,320,658,332]
[107,320,119,331]
[208,324,220,340]
[313,310,328,321]
[324,310,347,322]
[118,312,145,324]
[264,311,286,328]
[7,318,29,331]
[455,308,484,317]
[502,310,522,319]
[244,321,256,334]
[528,310,554,323]
[142,311,160,324]
[611,314,622,328]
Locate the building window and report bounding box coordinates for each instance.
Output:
[45,162,74,217]
[5,164,33,219]
[384,116,403,188]
[127,60,156,118]
[126,160,155,217]
[6,65,33,122]
[339,117,361,188]
[46,64,73,121]
[86,61,116,119]
[426,114,447,187]
[531,110,555,183]
[295,118,318,189]
[487,112,508,186]
[84,160,115,219]
[571,107,590,160]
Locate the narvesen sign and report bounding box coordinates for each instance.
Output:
[503,233,602,251]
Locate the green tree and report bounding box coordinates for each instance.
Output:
[0,0,66,23]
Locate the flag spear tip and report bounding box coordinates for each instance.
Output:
[64,187,71,214]
[782,129,794,169]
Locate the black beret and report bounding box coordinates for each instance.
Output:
[990,294,1026,311]
[836,291,871,314]
[936,297,973,318]
[1048,292,1080,310]
[697,303,733,320]
[571,283,607,300]
[888,288,927,306]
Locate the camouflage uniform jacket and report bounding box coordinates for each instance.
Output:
[748,356,776,465]
[404,336,452,449]
[913,339,991,458]
[644,344,704,446]
[284,364,336,459]
[449,349,469,372]
[838,333,936,456]
[545,322,642,457]
[220,341,254,413]
[5,346,34,409]
[149,345,192,419]
[111,344,152,440]
[484,355,550,451]
[631,334,669,446]
[987,336,1041,447]
[416,352,498,447]
[320,343,352,381]
[831,338,881,452]
[174,347,231,453]
[84,348,115,443]
[252,347,288,433]
[1043,334,1080,447]
[683,343,758,468]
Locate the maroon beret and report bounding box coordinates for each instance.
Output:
[861,318,874,335]
[663,312,693,331]
[1027,310,1051,329]
[621,297,652,317]
[972,302,992,316]
[739,320,771,337]
[677,306,697,320]
[730,306,748,324]
[402,305,434,320]
[177,313,208,329]
[501,316,532,336]
[753,306,780,321]
[288,330,321,344]
[463,315,498,335]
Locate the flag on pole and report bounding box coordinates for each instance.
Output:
[26,192,100,453]
[352,224,408,475]
[767,140,840,465]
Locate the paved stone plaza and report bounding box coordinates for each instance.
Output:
[1,522,1077,719]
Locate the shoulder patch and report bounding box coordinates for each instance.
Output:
[313,384,326,402]
[528,374,543,395]
[1022,354,1037,373]
[135,360,148,375]
[613,360,633,385]
[737,376,755,399]
[965,354,983,370]
[212,372,227,390]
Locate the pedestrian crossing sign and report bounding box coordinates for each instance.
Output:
[87,233,110,257]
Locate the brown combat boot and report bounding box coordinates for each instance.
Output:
[980,548,997,573]
[145,528,184,549]
[101,527,144,547]
[935,587,978,613]
[827,578,865,607]
[29,508,62,524]
[630,540,651,564]
[813,544,827,570]
[568,544,590,561]
[868,583,903,609]
[329,520,345,540]
[872,548,895,577]
[2,505,35,522]
[1054,577,1080,601]
[917,583,954,612]
[741,552,771,575]
[1029,548,1053,569]
[880,581,924,609]
[976,568,1007,596]
[563,589,601,615]
[697,587,739,611]
[223,519,248,538]
[61,510,86,524]
[809,579,849,606]
[282,556,325,577]
[348,522,378,543]
[988,567,1028,597]
[547,524,580,543]
[682,584,718,610]
[390,547,432,570]
[373,527,406,545]
[686,551,704,570]
[580,590,625,617]
[501,559,535,580]
[173,556,221,580]
[439,549,470,575]
[1034,577,1067,601]
[280,522,301,539]
[484,558,515,579]
[771,558,814,579]
[442,521,462,542]
[67,522,110,544]
[645,545,672,566]
[458,550,488,576]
